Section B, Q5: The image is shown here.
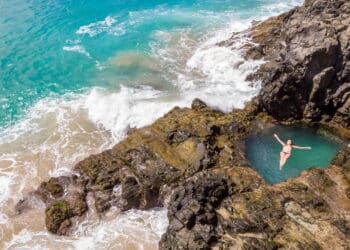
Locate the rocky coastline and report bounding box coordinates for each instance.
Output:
[245,0,350,129]
[16,0,350,249]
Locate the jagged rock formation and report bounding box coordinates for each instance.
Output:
[16,0,350,248]
[18,99,256,235]
[17,98,350,248]
[246,0,350,128]
[161,151,350,249]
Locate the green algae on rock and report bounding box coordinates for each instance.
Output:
[38,178,64,202]
[45,200,73,234]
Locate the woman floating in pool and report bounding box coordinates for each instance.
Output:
[273,133,312,170]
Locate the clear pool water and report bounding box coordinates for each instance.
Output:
[245,125,343,184]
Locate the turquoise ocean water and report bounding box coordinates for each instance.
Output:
[0,0,305,249]
[1,0,301,130]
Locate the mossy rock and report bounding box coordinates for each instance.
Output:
[175,138,203,165]
[75,150,121,186]
[45,200,72,233]
[250,15,284,44]
[39,178,64,200]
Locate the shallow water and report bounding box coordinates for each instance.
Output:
[0,0,304,249]
[245,125,343,184]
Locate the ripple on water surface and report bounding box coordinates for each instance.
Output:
[245,125,344,184]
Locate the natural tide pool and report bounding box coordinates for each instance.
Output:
[245,125,344,184]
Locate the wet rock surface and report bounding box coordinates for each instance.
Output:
[17,0,350,248]
[24,100,257,239]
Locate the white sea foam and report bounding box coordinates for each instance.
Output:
[187,46,254,84]
[63,45,91,58]
[3,208,167,250]
[0,93,115,218]
[76,16,125,37]
[148,16,263,111]
[4,229,73,250]
[72,208,168,250]
[0,175,12,205]
[95,60,106,70]
[262,0,304,15]
[85,86,183,141]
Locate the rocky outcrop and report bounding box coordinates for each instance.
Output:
[159,172,232,249]
[215,158,350,249]
[159,146,350,249]
[21,100,257,236]
[38,175,88,234]
[245,0,350,128]
[17,97,350,248]
[16,0,350,248]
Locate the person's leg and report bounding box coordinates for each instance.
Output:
[280,153,290,170]
[280,157,286,170]
[279,152,284,170]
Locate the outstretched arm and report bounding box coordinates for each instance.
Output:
[273,133,285,146]
[292,145,312,150]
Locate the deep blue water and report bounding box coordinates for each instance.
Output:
[245,125,343,184]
